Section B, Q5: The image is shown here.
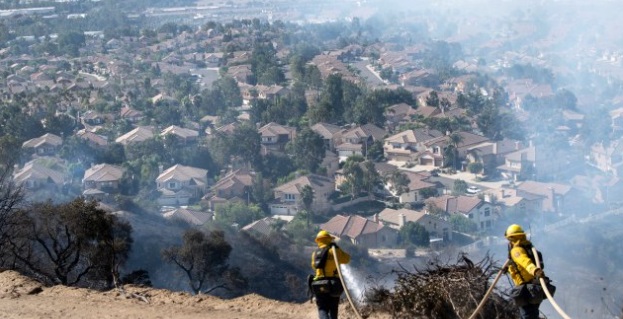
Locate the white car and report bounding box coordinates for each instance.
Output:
[466,186,481,195]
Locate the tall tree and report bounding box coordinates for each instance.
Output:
[162,229,233,294]
[288,128,326,173]
[9,198,132,287]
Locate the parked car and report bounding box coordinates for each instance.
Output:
[466,186,481,195]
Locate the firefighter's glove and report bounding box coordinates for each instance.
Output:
[533,268,545,280]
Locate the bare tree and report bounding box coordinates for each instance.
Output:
[0,163,24,267]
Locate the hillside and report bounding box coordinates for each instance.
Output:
[0,270,390,319]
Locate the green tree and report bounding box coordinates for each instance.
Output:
[214,202,264,227]
[162,229,233,294]
[449,214,478,233]
[389,170,410,197]
[231,123,261,169]
[288,128,326,173]
[467,162,483,177]
[340,155,365,200]
[299,185,314,226]
[446,132,463,169]
[452,179,468,195]
[399,221,430,247]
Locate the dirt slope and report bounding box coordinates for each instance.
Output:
[0,270,389,319]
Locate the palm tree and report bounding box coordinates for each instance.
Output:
[448,132,463,170]
[299,185,314,226]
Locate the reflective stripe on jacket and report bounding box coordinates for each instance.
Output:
[311,244,350,280]
[508,239,539,286]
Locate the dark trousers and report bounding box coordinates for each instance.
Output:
[519,303,540,319]
[315,293,340,319]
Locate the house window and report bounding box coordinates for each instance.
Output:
[168,182,178,189]
[480,221,484,229]
[486,221,491,228]
[468,213,473,219]
[484,207,490,217]
[285,193,295,201]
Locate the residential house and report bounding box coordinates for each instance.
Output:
[427,195,496,231]
[420,132,490,168]
[400,69,439,87]
[162,207,213,226]
[482,187,544,217]
[242,217,281,237]
[156,164,208,206]
[377,208,452,241]
[311,122,343,151]
[385,171,440,204]
[160,125,199,143]
[383,129,443,162]
[561,109,585,132]
[587,138,623,177]
[385,103,418,131]
[320,214,398,248]
[82,163,125,194]
[610,108,623,134]
[76,130,109,148]
[81,111,108,126]
[202,168,254,211]
[258,122,296,155]
[515,181,572,215]
[22,133,63,157]
[13,160,65,191]
[336,124,387,162]
[270,174,334,216]
[115,126,154,145]
[466,139,523,175]
[497,144,567,181]
[119,106,144,123]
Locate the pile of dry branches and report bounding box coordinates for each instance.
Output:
[363,254,517,319]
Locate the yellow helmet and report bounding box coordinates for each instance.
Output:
[315,230,333,244]
[505,224,525,238]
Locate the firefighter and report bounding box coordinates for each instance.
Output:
[310,230,350,319]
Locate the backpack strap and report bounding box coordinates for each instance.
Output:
[313,246,330,277]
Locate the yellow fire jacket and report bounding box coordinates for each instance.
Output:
[311,243,351,279]
[508,238,539,286]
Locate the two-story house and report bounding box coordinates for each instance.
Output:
[258,122,296,156]
[377,208,452,241]
[310,122,343,151]
[383,171,440,204]
[335,124,387,162]
[482,187,544,217]
[427,195,496,231]
[383,129,443,162]
[82,163,125,194]
[270,174,334,216]
[22,133,63,157]
[320,214,398,248]
[156,164,208,206]
[385,103,418,132]
[13,159,65,191]
[587,138,623,178]
[202,168,254,211]
[160,125,199,144]
[515,181,572,215]
[115,126,154,146]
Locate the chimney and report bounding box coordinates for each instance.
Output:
[548,187,557,214]
[514,141,521,150]
[492,142,498,154]
[158,165,163,175]
[398,213,406,227]
[373,213,379,223]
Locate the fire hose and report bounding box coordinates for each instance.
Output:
[469,251,572,319]
[532,247,572,319]
[332,246,364,319]
[467,259,510,319]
